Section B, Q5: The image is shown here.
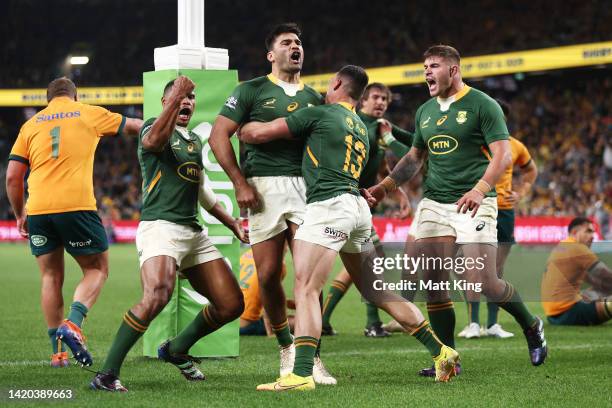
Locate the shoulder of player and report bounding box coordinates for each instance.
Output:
[239,76,270,90]
[466,87,499,108]
[301,84,324,102]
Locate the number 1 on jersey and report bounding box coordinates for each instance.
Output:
[342,134,366,179]
[50,126,60,159]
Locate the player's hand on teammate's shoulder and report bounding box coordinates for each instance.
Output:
[230,218,249,244]
[171,75,196,98]
[377,118,393,136]
[456,189,484,217]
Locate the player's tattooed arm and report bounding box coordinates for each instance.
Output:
[238,118,292,144]
[389,147,426,185]
[142,75,195,152]
[368,147,425,204]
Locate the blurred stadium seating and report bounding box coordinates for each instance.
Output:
[0,0,610,238]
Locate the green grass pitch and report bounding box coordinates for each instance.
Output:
[0,243,610,407]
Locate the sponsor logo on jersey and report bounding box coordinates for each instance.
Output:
[263,98,276,108]
[421,116,431,128]
[287,102,299,112]
[187,143,194,152]
[177,162,201,183]
[475,221,486,231]
[456,111,468,124]
[324,226,348,240]
[436,115,448,126]
[225,96,238,110]
[427,135,458,155]
[35,111,81,123]
[69,239,92,248]
[356,125,366,136]
[345,116,354,129]
[30,235,47,247]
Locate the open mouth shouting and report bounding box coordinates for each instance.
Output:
[290,51,301,65]
[426,77,438,94]
[178,106,192,122]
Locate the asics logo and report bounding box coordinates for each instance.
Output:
[475,221,485,231]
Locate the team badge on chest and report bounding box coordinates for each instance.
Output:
[456,111,467,124]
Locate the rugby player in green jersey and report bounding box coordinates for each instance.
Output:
[209,23,335,384]
[91,76,248,392]
[369,45,548,371]
[321,82,414,338]
[240,65,459,391]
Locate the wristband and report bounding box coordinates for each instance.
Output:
[381,176,398,193]
[382,131,396,146]
[473,179,491,195]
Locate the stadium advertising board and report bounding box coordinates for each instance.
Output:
[1,42,610,105]
[0,217,602,244]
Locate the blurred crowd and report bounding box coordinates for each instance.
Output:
[0,0,610,236]
[1,0,610,86]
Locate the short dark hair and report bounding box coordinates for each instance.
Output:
[265,22,301,51]
[568,217,592,233]
[47,77,77,102]
[338,65,369,101]
[163,79,175,96]
[423,44,461,65]
[361,82,391,103]
[495,98,511,117]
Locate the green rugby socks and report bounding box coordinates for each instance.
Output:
[101,311,148,376]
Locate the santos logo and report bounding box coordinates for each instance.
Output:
[428,135,459,155]
[36,111,80,123]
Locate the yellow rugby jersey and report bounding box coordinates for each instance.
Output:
[496,136,531,209]
[239,249,287,322]
[9,96,125,215]
[541,237,599,316]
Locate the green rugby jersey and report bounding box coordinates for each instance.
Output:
[286,102,369,204]
[219,74,323,178]
[412,86,509,203]
[357,112,413,188]
[138,118,204,228]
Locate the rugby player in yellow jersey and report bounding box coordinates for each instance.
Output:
[5,77,142,367]
[542,217,611,325]
[239,248,293,335]
[459,99,538,339]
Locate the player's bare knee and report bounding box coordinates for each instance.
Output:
[216,296,244,322]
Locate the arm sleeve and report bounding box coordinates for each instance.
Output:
[8,126,29,164]
[515,139,532,167]
[391,124,413,146]
[198,175,218,211]
[285,107,319,139]
[387,139,411,157]
[481,99,510,144]
[218,82,254,124]
[87,105,125,137]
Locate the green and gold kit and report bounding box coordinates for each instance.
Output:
[286,102,369,204]
[412,86,509,203]
[219,74,323,178]
[138,118,203,227]
[357,111,413,188]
